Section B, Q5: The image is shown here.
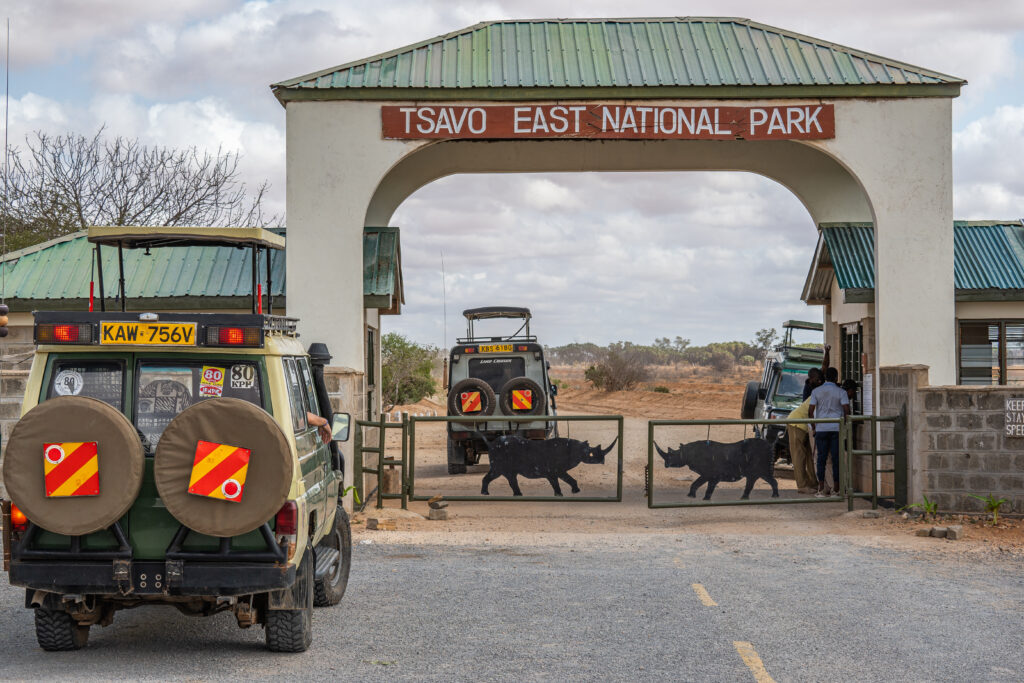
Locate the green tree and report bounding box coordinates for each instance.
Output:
[381,333,437,409]
[752,328,778,359]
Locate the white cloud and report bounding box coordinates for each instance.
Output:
[953,105,1024,218]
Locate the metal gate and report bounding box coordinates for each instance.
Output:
[407,414,624,502]
[646,415,905,510]
[353,414,409,510]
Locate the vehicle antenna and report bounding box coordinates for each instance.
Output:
[2,18,9,306]
[440,249,447,347]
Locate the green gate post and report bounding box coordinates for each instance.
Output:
[893,407,908,509]
[401,413,409,510]
[646,420,655,509]
[376,414,386,510]
[870,415,879,510]
[353,423,364,506]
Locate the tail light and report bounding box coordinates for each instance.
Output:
[275,501,298,560]
[205,325,262,347]
[36,323,93,344]
[275,501,298,535]
[10,504,28,532]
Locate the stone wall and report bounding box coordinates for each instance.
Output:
[918,386,1024,514]
[323,365,366,511]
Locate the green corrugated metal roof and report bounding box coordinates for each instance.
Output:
[0,228,402,312]
[819,222,1024,292]
[272,18,964,102]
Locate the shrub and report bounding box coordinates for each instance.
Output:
[709,350,735,373]
[585,345,651,391]
[651,385,671,393]
[739,355,756,366]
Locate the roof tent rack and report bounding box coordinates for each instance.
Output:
[782,320,824,331]
[459,306,534,343]
[87,227,284,316]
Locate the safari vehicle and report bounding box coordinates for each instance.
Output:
[445,307,557,474]
[0,227,351,653]
[740,320,825,461]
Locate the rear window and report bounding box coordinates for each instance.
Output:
[135,361,262,453]
[469,357,526,393]
[47,361,124,409]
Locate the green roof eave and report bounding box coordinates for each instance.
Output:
[272,82,962,106]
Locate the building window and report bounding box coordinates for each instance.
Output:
[958,321,1024,385]
[840,323,863,413]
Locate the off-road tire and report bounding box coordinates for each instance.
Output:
[498,377,546,416]
[740,381,760,420]
[447,440,467,474]
[34,608,89,651]
[314,506,352,607]
[447,378,496,416]
[266,548,313,652]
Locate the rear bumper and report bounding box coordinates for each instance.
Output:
[9,559,295,597]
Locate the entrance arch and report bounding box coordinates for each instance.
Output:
[273,16,965,427]
[364,138,870,230]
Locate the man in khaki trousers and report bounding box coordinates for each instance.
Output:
[786,395,818,494]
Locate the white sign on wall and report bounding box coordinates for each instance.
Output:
[1005,398,1024,436]
[862,373,873,416]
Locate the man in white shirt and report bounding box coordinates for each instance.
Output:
[808,367,850,496]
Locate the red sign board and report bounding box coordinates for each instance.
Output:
[382,104,834,141]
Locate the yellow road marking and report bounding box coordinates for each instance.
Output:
[733,641,775,683]
[691,583,717,606]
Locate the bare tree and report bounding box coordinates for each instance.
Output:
[1,129,278,251]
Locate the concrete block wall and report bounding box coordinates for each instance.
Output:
[918,387,1024,514]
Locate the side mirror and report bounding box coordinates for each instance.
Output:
[549,383,558,396]
[331,412,351,442]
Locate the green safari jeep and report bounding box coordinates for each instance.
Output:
[0,228,352,652]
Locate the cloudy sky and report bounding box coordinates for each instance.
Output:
[5,1,1024,347]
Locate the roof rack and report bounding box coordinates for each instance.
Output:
[86,226,282,316]
[460,306,533,343]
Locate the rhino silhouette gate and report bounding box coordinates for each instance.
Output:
[647,416,904,510]
[407,415,624,502]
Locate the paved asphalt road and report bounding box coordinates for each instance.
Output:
[1,534,1022,681]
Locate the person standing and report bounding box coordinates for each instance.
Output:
[786,394,819,494]
[808,367,850,496]
[802,344,831,400]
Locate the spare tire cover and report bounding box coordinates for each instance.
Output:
[3,396,144,536]
[447,378,496,417]
[154,398,291,538]
[498,377,547,416]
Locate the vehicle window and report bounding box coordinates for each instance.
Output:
[297,357,321,416]
[135,361,262,454]
[776,370,807,398]
[47,361,124,409]
[283,358,309,433]
[469,357,526,393]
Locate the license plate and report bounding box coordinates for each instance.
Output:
[478,344,513,353]
[100,322,197,346]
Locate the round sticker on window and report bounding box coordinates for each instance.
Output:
[53,370,84,396]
